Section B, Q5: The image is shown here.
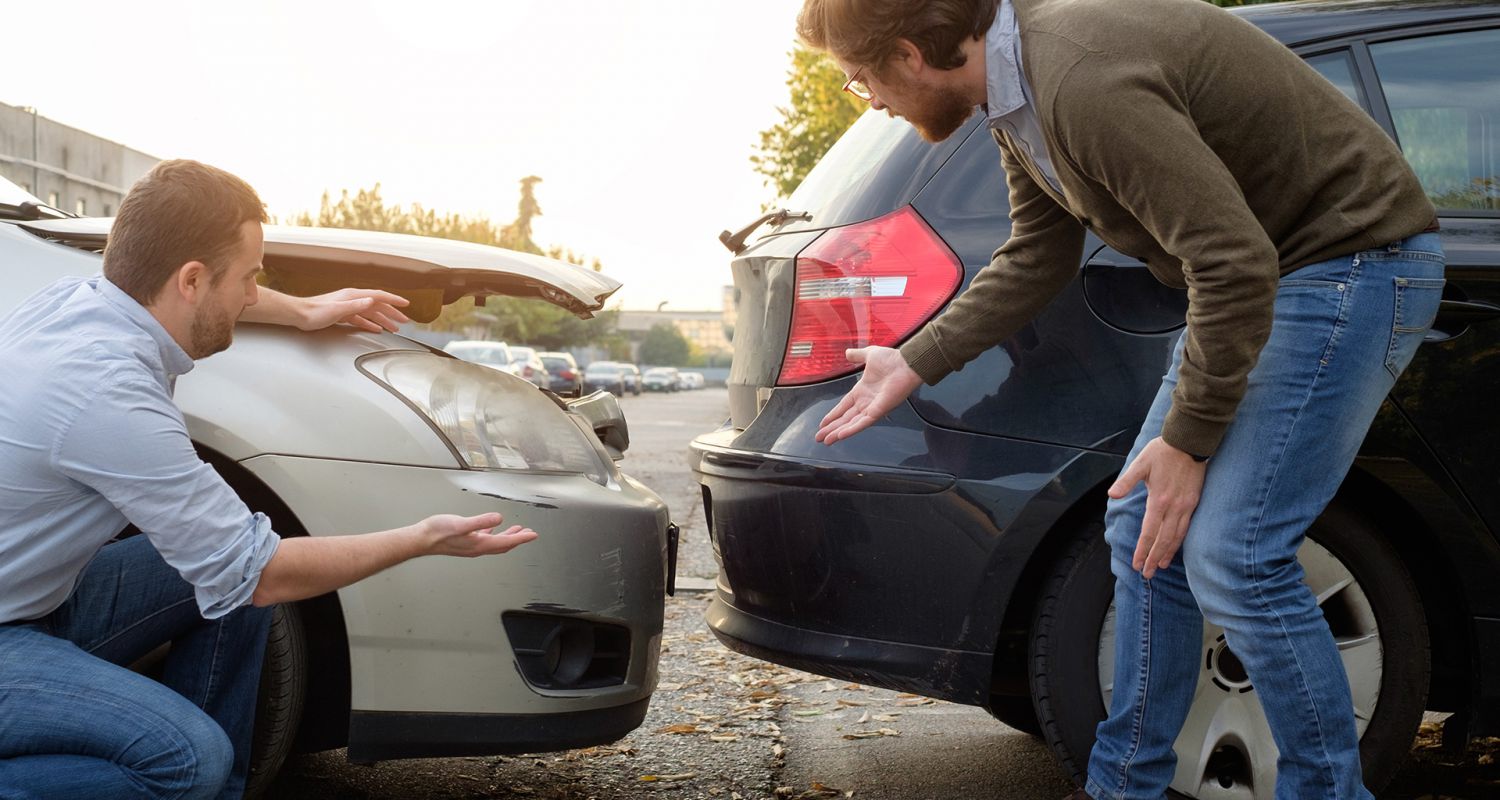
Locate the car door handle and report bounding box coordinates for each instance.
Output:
[1428,299,1500,342]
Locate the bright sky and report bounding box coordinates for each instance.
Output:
[1,0,810,311]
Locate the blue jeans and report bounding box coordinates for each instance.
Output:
[1085,233,1446,800]
[0,535,273,800]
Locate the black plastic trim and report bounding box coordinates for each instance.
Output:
[706,595,990,706]
[346,697,651,762]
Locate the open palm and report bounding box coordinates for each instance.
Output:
[814,346,924,445]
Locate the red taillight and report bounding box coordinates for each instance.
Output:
[561,369,576,380]
[777,207,961,386]
[523,365,534,377]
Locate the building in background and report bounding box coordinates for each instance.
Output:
[616,308,733,363]
[0,101,159,216]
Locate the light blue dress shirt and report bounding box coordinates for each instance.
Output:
[985,0,1063,192]
[0,276,279,623]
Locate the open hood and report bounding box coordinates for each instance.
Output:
[18,218,621,322]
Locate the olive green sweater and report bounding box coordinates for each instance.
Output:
[898,0,1434,457]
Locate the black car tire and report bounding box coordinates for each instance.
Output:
[1030,505,1429,798]
[245,602,308,799]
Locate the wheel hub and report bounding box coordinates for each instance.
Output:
[1208,635,1254,693]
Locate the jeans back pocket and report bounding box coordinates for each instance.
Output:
[1386,276,1446,380]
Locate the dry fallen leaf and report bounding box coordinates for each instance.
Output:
[836,699,867,707]
[872,713,899,722]
[793,709,825,717]
[640,772,697,782]
[840,728,902,740]
[710,733,740,742]
[656,723,700,735]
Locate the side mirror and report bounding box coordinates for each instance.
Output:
[566,390,630,460]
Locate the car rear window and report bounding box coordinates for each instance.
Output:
[770,110,976,236]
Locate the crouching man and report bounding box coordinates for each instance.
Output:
[0,160,538,799]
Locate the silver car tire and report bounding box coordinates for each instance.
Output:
[1029,505,1429,799]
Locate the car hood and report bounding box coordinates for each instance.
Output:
[19,218,621,322]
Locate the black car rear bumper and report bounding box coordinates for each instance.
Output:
[707,592,992,704]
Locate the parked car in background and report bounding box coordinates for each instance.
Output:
[0,176,675,798]
[693,2,1500,797]
[539,351,582,396]
[583,361,629,396]
[507,345,551,388]
[642,367,681,393]
[442,339,517,377]
[618,362,643,396]
[679,372,705,390]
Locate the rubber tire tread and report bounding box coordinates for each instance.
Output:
[245,602,308,799]
[1028,507,1430,798]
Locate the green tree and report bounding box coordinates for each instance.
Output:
[289,180,616,347]
[752,43,867,199]
[639,323,691,366]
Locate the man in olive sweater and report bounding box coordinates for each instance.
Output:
[801,0,1443,797]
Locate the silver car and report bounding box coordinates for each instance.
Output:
[0,178,675,794]
[443,339,518,377]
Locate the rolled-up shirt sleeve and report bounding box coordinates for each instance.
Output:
[52,374,280,618]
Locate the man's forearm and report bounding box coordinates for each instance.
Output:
[251,526,424,606]
[238,288,308,328]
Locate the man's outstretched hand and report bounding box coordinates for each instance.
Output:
[299,288,411,333]
[420,512,538,558]
[814,346,924,445]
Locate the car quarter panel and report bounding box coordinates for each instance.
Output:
[241,455,668,715]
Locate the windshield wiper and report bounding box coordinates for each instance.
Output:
[0,201,70,222]
[718,208,812,255]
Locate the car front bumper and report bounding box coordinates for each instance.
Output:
[241,454,670,751]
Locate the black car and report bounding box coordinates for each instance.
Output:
[692,2,1500,796]
[540,351,583,396]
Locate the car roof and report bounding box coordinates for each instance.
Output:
[1236,0,1500,46]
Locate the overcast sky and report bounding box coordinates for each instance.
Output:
[1,0,812,311]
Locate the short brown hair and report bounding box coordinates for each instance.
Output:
[797,0,999,73]
[103,159,268,304]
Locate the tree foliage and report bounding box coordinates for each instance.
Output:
[639,323,691,367]
[288,179,615,346]
[752,43,867,200]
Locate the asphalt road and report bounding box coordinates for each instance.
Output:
[268,387,1500,800]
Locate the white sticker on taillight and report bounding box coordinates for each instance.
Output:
[798,276,909,300]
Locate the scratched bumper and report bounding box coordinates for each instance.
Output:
[242,454,668,717]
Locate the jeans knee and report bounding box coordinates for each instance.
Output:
[131,710,232,800]
[1182,544,1252,623]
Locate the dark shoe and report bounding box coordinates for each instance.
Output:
[1061,791,1091,800]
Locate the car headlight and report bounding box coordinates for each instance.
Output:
[359,351,610,484]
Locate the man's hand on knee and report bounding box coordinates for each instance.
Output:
[1109,437,1207,579]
